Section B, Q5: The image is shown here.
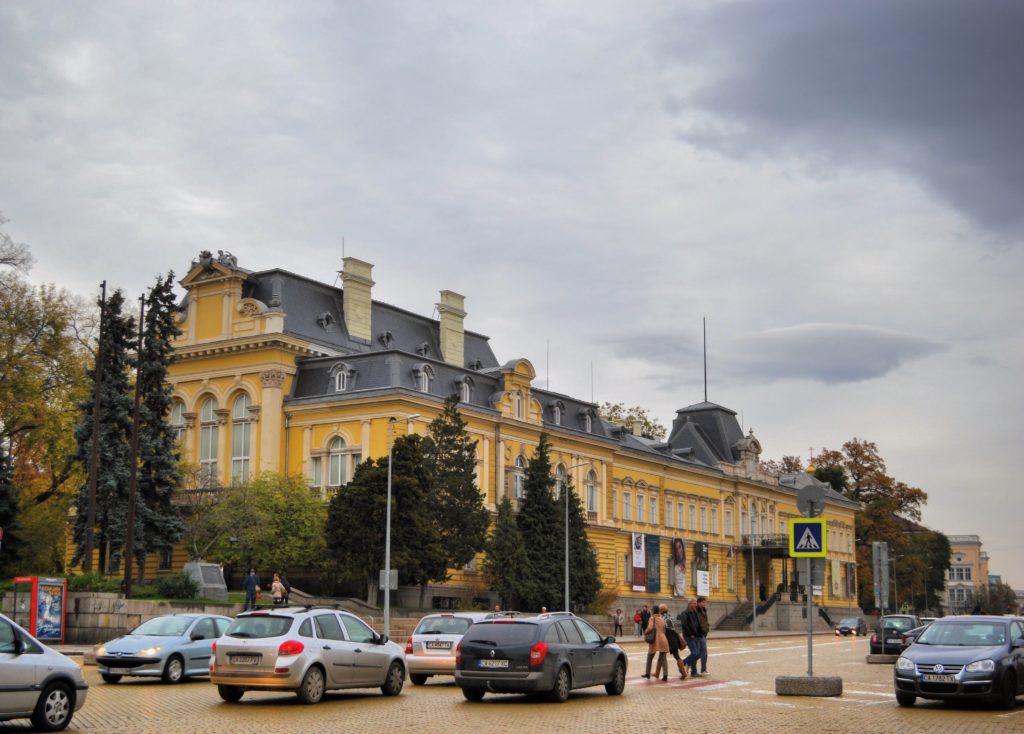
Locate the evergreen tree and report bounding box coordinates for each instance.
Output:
[483,496,529,609]
[423,396,490,581]
[515,433,561,611]
[133,273,185,576]
[0,440,21,575]
[72,289,135,572]
[326,433,443,604]
[561,478,601,610]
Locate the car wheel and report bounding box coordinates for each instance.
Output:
[462,687,485,702]
[162,655,185,683]
[30,681,73,732]
[895,691,916,707]
[605,659,626,696]
[381,661,405,696]
[296,666,325,704]
[410,673,428,686]
[218,685,244,703]
[101,673,123,684]
[998,672,1017,711]
[547,666,571,703]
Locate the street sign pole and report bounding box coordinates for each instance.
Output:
[806,557,813,676]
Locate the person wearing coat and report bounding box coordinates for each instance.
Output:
[642,606,670,681]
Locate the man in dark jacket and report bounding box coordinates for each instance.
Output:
[680,598,703,676]
[640,605,651,635]
[695,596,711,675]
[242,568,261,611]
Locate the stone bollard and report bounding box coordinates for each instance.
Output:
[775,675,843,697]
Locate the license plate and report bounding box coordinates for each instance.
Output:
[425,641,452,650]
[107,667,133,674]
[922,674,957,683]
[886,638,901,644]
[230,654,261,666]
[477,659,509,669]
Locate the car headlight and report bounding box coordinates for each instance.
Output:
[965,659,995,673]
[138,646,162,657]
[895,657,915,672]
[96,645,107,656]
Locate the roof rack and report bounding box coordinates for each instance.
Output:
[537,611,575,619]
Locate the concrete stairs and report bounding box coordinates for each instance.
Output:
[716,602,753,631]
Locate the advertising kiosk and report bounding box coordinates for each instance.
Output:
[11,576,67,643]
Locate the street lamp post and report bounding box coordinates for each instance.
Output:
[384,414,419,639]
[563,463,589,613]
[891,554,902,614]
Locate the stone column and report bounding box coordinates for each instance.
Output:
[260,369,285,472]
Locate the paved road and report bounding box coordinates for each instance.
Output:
[4,636,1021,733]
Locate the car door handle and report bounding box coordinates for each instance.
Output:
[323,645,331,650]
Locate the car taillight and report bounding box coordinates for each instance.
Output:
[278,640,304,656]
[405,636,413,654]
[529,641,548,667]
[211,641,217,653]
[455,642,462,666]
[871,634,877,644]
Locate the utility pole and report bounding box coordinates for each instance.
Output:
[83,281,106,573]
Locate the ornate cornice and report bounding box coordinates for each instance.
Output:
[172,335,337,361]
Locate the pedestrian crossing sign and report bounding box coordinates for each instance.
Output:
[788,518,827,557]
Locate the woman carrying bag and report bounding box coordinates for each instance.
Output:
[642,606,670,681]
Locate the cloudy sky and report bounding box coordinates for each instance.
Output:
[2,1,1021,588]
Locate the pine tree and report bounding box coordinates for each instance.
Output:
[133,273,185,576]
[0,439,21,575]
[423,396,490,580]
[515,433,561,611]
[563,478,601,609]
[483,496,529,609]
[72,289,136,572]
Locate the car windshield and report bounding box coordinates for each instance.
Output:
[839,618,859,625]
[225,615,293,639]
[132,616,193,636]
[462,622,537,646]
[881,617,915,631]
[916,622,1006,647]
[414,616,474,635]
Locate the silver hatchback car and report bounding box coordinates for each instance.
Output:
[405,612,494,685]
[210,606,406,704]
[0,612,88,731]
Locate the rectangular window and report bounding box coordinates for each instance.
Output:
[964,567,971,581]
[328,452,344,487]
[740,511,748,537]
[637,495,645,524]
[311,457,322,487]
[665,499,673,528]
[199,424,218,486]
[712,561,719,589]
[624,493,632,521]
[611,489,618,520]
[725,509,733,536]
[587,482,598,513]
[711,507,718,535]
[231,421,250,483]
[689,504,697,531]
[158,547,173,571]
[700,506,707,533]
[676,501,684,529]
[727,564,735,591]
[649,497,657,525]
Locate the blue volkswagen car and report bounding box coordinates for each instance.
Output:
[96,614,232,684]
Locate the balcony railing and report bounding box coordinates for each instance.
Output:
[739,533,789,549]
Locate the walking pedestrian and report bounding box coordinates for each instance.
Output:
[633,609,642,636]
[680,598,704,677]
[242,568,261,611]
[642,606,670,681]
[613,608,624,637]
[696,596,711,675]
[662,604,687,679]
[640,605,651,635]
[278,571,291,605]
[271,572,286,606]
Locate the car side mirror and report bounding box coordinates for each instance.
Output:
[12,638,25,655]
[603,636,615,646]
[375,634,388,645]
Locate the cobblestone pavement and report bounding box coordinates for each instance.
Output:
[3,636,1022,733]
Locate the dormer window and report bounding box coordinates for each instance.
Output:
[413,363,435,392]
[551,401,564,426]
[335,371,348,391]
[331,363,355,392]
[455,376,473,403]
[579,409,593,433]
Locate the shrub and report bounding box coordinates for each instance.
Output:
[156,572,199,600]
[67,572,121,593]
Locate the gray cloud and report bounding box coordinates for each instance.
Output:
[662,0,1024,245]
[606,323,942,386]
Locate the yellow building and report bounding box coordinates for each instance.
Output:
[160,250,859,626]
[944,535,990,614]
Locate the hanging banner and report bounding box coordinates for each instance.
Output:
[646,534,661,594]
[670,538,687,597]
[631,533,646,591]
[831,560,842,597]
[847,562,858,597]
[694,541,710,596]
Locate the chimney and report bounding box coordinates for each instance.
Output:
[341,258,374,342]
[437,290,466,367]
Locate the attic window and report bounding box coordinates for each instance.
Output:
[412,363,435,392]
[579,409,593,433]
[378,331,394,348]
[455,377,473,403]
[416,342,432,357]
[330,363,355,392]
[550,401,565,426]
[317,312,335,330]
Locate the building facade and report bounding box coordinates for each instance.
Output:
[146,251,859,615]
[944,534,990,614]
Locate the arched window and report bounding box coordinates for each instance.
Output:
[199,397,218,486]
[169,399,185,441]
[586,470,598,513]
[335,370,348,392]
[554,464,567,501]
[230,394,251,483]
[328,437,346,487]
[513,455,527,499]
[551,402,562,425]
[458,377,473,403]
[413,364,434,393]
[514,391,523,419]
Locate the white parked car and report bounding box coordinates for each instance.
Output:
[0,612,88,731]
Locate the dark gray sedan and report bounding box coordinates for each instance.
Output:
[893,615,1024,709]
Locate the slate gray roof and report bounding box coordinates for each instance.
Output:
[777,471,861,509]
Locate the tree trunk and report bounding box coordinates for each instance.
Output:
[365,575,379,606]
